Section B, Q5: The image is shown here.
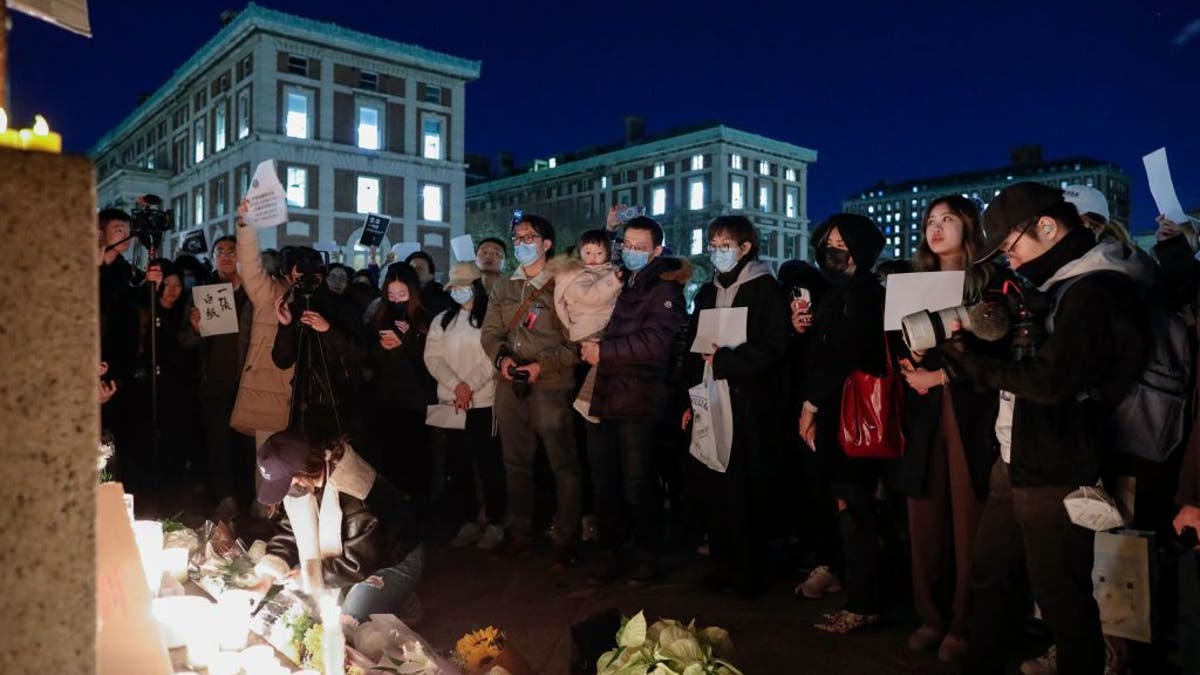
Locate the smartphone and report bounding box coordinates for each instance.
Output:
[898,358,916,373]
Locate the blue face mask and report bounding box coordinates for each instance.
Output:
[621,249,651,272]
[450,287,474,306]
[710,248,739,273]
[514,242,540,266]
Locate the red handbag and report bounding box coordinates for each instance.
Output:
[838,337,905,459]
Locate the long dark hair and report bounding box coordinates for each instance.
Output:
[440,278,489,330]
[373,263,430,333]
[913,195,991,301]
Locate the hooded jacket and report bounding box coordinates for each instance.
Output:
[590,256,690,419]
[941,231,1148,488]
[549,256,623,342]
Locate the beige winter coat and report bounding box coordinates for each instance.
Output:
[549,257,622,342]
[229,223,294,436]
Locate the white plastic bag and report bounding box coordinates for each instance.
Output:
[688,361,734,473]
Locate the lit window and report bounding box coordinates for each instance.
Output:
[652,186,667,216]
[236,90,250,140]
[759,185,771,213]
[422,117,443,160]
[785,168,796,182]
[1086,178,1095,188]
[285,90,310,139]
[286,167,307,207]
[690,154,704,171]
[758,161,770,175]
[730,154,743,170]
[730,177,745,210]
[548,158,557,168]
[653,162,665,178]
[601,176,608,189]
[691,228,703,255]
[194,189,204,225]
[356,176,380,214]
[422,84,442,104]
[688,177,705,211]
[421,183,444,221]
[868,205,875,214]
[356,104,381,150]
[785,187,798,218]
[147,152,156,170]
[213,105,227,153]
[194,118,205,162]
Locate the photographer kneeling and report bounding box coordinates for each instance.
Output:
[252,431,423,623]
[939,183,1146,675]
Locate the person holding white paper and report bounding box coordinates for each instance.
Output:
[680,215,789,598]
[423,263,506,551]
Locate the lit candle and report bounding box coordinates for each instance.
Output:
[320,591,345,675]
[206,652,241,675]
[216,589,255,650]
[19,115,62,153]
[183,603,220,669]
[0,109,20,149]
[161,547,189,582]
[132,520,164,596]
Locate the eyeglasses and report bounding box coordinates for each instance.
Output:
[999,221,1034,255]
[512,234,541,245]
[707,243,737,254]
[623,244,654,254]
[214,249,237,258]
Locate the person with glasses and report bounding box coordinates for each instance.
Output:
[179,235,257,520]
[680,215,789,598]
[481,214,583,569]
[936,182,1148,675]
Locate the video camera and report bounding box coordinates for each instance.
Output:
[899,280,1048,360]
[129,194,174,251]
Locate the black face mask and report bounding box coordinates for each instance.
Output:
[387,301,407,321]
[822,247,853,276]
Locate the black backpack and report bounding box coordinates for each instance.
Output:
[1050,270,1195,462]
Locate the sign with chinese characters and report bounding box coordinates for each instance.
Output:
[359,213,391,247]
[179,228,209,257]
[192,283,239,337]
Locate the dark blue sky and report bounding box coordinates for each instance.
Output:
[8,0,1198,232]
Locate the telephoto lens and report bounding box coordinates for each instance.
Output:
[901,302,1010,352]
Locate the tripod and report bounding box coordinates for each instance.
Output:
[288,291,344,442]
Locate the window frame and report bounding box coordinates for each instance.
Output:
[283,86,314,140]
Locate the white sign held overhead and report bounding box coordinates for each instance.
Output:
[883,271,967,332]
[192,283,240,337]
[241,160,289,229]
[390,242,421,262]
[8,0,92,37]
[1142,147,1190,226]
[451,234,476,262]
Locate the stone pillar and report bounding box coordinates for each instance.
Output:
[0,148,98,674]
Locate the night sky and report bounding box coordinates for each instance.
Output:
[8,0,1199,233]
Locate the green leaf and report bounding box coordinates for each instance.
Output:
[618,611,648,649]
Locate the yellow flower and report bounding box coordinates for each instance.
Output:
[455,626,507,669]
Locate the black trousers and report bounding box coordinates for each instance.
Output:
[964,460,1103,675]
[201,387,255,509]
[443,407,506,526]
[831,476,886,615]
[586,418,661,557]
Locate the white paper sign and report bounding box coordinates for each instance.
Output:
[390,242,421,262]
[690,307,748,354]
[1142,147,1190,225]
[451,234,475,262]
[884,271,966,331]
[192,283,239,337]
[425,404,467,430]
[1094,531,1152,643]
[242,160,289,229]
[423,233,445,248]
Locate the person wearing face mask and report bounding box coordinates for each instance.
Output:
[680,215,789,598]
[423,263,506,551]
[481,214,583,568]
[405,251,452,317]
[935,183,1147,675]
[252,431,425,623]
[796,213,888,634]
[368,263,437,498]
[579,216,689,584]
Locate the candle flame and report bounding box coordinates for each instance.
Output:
[33,115,50,136]
[0,108,7,133]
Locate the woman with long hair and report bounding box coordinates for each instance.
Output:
[423,263,507,550]
[892,195,1010,662]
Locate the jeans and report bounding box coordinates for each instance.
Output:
[494,382,581,542]
[586,418,660,557]
[342,545,425,623]
[965,461,1102,675]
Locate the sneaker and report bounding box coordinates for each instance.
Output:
[937,634,968,664]
[1020,646,1056,675]
[907,625,944,653]
[581,514,599,542]
[476,525,505,551]
[449,522,482,547]
[795,565,843,599]
[813,610,879,634]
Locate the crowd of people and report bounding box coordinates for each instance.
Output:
[97,183,1200,675]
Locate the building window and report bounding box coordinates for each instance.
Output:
[284,90,312,139]
[785,168,797,182]
[421,183,444,221]
[213,103,227,153]
[422,116,444,160]
[214,177,228,217]
[356,176,380,214]
[730,154,743,170]
[651,186,667,216]
[690,154,704,171]
[690,228,703,256]
[357,103,381,150]
[688,177,705,211]
[601,176,608,189]
[287,55,308,76]
[758,160,770,175]
[194,189,204,225]
[286,167,307,207]
[236,166,250,197]
[422,84,442,103]
[653,162,665,179]
[193,118,205,163]
[759,184,771,213]
[359,71,378,91]
[785,187,798,218]
[236,89,251,140]
[240,54,253,80]
[730,176,745,210]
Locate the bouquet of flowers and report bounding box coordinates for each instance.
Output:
[453,626,534,675]
[596,612,741,675]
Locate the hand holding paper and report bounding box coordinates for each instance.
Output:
[690,307,748,354]
[1143,147,1190,226]
[241,160,289,229]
